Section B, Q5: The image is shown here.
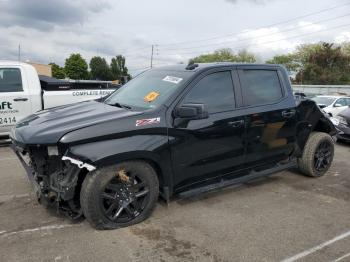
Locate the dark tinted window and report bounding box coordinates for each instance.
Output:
[182,71,235,114]
[0,68,23,92]
[241,70,283,106]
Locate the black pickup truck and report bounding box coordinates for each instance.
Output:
[10,63,336,229]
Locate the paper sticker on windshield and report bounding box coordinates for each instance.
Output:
[136,117,160,127]
[144,91,160,103]
[163,76,183,84]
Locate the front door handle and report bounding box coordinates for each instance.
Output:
[14,98,28,102]
[228,120,244,127]
[282,110,295,118]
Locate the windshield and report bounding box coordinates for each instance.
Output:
[313,96,336,106]
[105,70,192,110]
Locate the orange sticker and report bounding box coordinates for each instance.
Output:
[144,91,160,102]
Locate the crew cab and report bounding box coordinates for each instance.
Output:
[11,63,336,229]
[0,61,117,137]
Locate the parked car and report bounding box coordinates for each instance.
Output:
[0,61,118,137]
[11,63,336,229]
[312,95,350,117]
[293,91,316,99]
[331,106,350,142]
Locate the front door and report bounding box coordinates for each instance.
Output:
[169,70,246,190]
[0,67,32,135]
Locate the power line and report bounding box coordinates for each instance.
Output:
[117,2,350,59]
[156,22,350,57]
[123,2,350,67]
[158,12,350,53]
[157,1,350,48]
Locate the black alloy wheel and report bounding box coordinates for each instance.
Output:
[313,141,332,173]
[100,171,150,223]
[80,161,159,229]
[298,132,334,177]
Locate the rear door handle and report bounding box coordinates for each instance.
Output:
[282,110,295,118]
[13,98,28,102]
[228,120,244,127]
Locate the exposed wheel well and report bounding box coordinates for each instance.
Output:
[76,158,165,195]
[313,119,333,134]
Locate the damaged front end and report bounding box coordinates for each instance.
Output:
[11,143,93,219]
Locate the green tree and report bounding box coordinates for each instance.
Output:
[295,42,350,84]
[49,63,65,79]
[341,42,350,56]
[189,48,257,64]
[266,54,300,73]
[110,55,130,82]
[236,50,257,63]
[89,56,112,80]
[64,53,89,80]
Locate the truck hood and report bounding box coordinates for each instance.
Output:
[11,100,142,145]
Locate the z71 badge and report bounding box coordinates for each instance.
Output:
[136,117,161,127]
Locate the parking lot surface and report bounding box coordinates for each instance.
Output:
[0,143,350,262]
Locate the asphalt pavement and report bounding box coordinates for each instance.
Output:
[0,143,350,262]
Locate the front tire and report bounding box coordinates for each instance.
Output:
[298,132,334,177]
[80,161,159,230]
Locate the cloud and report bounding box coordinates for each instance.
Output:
[335,32,350,43]
[225,0,271,4]
[0,0,348,75]
[0,0,111,31]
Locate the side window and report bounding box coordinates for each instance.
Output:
[0,68,23,92]
[335,98,346,107]
[182,71,235,114]
[346,98,350,106]
[240,70,283,106]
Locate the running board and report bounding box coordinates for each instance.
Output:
[178,160,297,199]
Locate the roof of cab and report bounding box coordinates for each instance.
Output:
[0,60,36,68]
[153,62,282,72]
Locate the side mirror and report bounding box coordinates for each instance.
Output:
[175,103,208,120]
[334,103,343,108]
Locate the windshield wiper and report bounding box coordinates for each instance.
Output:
[108,102,132,110]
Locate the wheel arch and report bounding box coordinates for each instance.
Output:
[295,116,336,156]
[65,137,174,199]
[94,153,172,201]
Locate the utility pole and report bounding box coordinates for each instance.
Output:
[18,44,21,61]
[150,45,154,68]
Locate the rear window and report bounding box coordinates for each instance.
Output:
[240,70,283,106]
[0,68,23,92]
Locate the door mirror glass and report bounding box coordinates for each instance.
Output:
[175,103,208,120]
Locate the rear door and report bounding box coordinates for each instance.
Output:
[237,66,297,167]
[169,69,246,189]
[0,67,32,135]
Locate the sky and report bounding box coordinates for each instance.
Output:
[0,0,350,75]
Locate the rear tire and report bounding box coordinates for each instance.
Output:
[298,132,334,177]
[80,161,159,230]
